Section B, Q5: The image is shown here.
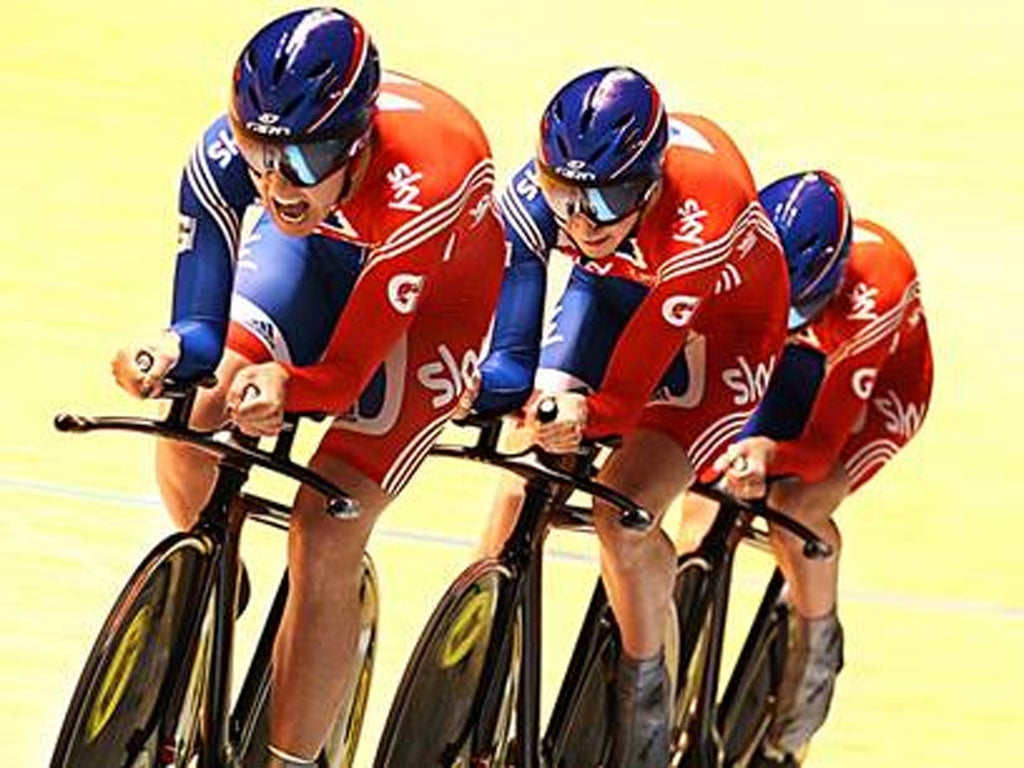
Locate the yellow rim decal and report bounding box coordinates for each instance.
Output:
[440,588,493,668]
[85,604,152,742]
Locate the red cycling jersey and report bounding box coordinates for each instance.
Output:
[773,219,932,486]
[280,71,501,414]
[579,113,788,438]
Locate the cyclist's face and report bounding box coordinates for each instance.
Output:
[250,163,338,237]
[562,209,643,259]
[248,143,372,238]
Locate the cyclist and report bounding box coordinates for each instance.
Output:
[686,170,933,766]
[473,66,789,767]
[109,8,505,766]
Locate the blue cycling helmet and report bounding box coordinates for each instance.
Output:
[229,8,380,185]
[759,171,853,330]
[536,67,668,224]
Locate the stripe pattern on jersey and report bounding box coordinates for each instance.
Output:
[658,203,779,285]
[498,181,549,262]
[362,159,496,274]
[380,410,450,497]
[688,407,755,475]
[830,279,921,366]
[185,141,241,256]
[844,438,900,488]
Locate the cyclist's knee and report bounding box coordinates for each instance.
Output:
[767,610,844,757]
[594,510,654,568]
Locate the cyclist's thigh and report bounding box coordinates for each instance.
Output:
[839,332,933,491]
[598,427,693,522]
[639,270,788,477]
[225,210,366,365]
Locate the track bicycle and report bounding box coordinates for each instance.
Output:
[374,408,831,768]
[373,407,657,768]
[49,380,379,768]
[667,483,831,768]
[549,487,832,768]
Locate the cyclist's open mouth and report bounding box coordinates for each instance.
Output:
[272,195,310,224]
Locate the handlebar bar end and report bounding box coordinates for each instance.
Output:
[54,413,90,432]
[803,540,833,560]
[326,497,360,520]
[620,507,654,531]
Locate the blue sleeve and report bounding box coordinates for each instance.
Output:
[475,161,559,415]
[168,115,256,379]
[740,342,827,441]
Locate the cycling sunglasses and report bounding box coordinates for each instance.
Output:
[537,165,658,225]
[229,114,369,188]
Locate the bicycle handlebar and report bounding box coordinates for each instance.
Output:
[689,480,833,559]
[435,412,653,530]
[53,411,358,519]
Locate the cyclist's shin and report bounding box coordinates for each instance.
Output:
[609,649,672,768]
[767,609,844,756]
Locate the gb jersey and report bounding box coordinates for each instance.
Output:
[281,70,501,413]
[771,219,930,481]
[481,112,787,431]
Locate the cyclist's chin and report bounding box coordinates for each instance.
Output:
[578,235,621,260]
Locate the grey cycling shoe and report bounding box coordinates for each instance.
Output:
[608,649,672,768]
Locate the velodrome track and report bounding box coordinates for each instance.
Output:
[2,1,1021,765]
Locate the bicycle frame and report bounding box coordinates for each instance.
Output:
[428,421,649,768]
[674,484,831,768]
[53,383,354,767]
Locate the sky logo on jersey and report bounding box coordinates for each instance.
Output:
[661,294,700,327]
[206,128,239,170]
[387,273,425,314]
[417,343,480,409]
[873,388,927,439]
[723,354,776,406]
[848,282,880,321]
[387,163,424,213]
[672,199,708,245]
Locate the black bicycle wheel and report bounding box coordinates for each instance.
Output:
[240,554,380,768]
[374,560,519,768]
[547,602,616,768]
[672,556,714,754]
[719,600,789,767]
[51,534,214,768]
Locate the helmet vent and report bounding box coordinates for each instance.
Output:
[279,95,302,119]
[556,135,570,159]
[580,104,596,133]
[271,52,288,86]
[307,59,333,79]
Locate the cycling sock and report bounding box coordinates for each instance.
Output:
[609,648,672,768]
[767,608,844,756]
